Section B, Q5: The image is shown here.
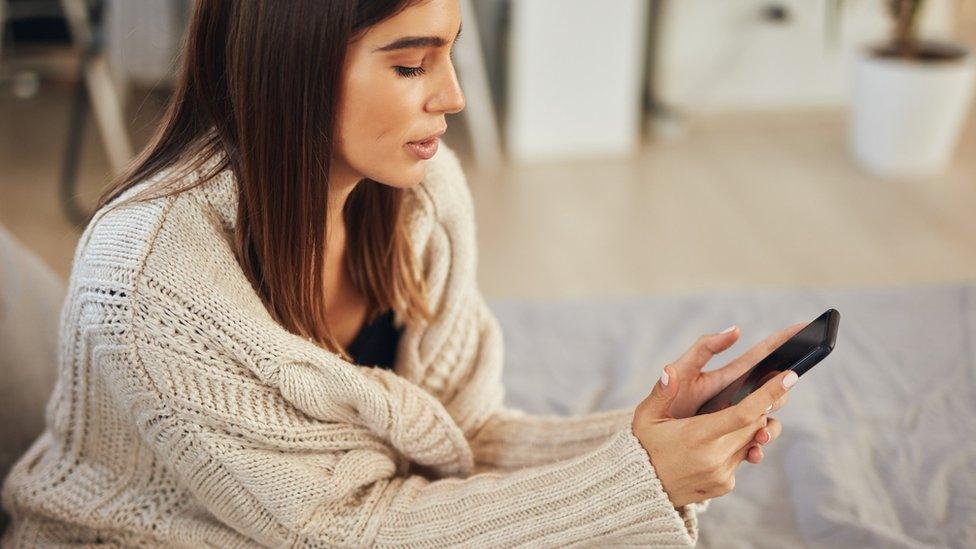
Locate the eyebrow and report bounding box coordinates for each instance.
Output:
[373,22,462,52]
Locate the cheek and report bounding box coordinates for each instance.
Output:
[337,76,427,187]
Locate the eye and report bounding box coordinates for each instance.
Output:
[394,66,425,78]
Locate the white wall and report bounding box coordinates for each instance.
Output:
[656,0,956,112]
[505,0,649,163]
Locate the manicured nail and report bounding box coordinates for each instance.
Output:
[660,367,670,387]
[720,325,736,334]
[783,371,798,388]
[761,429,770,444]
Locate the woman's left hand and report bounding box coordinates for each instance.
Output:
[659,322,807,462]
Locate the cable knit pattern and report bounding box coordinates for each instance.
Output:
[1,142,708,547]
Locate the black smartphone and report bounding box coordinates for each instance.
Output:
[694,308,840,416]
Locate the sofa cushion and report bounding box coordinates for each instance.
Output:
[0,225,65,530]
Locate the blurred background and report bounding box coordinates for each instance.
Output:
[1,0,975,299]
[3,2,976,546]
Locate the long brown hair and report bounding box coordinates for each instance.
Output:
[92,0,433,361]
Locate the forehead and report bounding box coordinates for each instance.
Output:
[361,0,460,45]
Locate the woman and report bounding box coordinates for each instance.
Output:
[1,0,801,546]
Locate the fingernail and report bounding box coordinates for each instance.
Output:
[783,371,798,388]
[720,325,736,334]
[660,367,670,387]
[764,404,773,414]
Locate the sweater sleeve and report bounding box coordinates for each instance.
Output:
[465,407,712,541]
[124,355,703,546]
[469,406,634,472]
[375,426,705,547]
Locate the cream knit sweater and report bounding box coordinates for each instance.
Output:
[2,143,708,547]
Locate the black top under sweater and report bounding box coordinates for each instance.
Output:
[346,308,402,370]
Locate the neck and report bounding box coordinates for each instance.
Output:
[324,159,365,307]
[326,157,364,242]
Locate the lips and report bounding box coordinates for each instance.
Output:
[405,127,446,160]
[405,136,440,160]
[408,127,446,144]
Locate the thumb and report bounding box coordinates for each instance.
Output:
[639,365,680,420]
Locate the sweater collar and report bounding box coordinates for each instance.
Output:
[193,151,238,233]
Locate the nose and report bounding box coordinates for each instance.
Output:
[429,64,465,115]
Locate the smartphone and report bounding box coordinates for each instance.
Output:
[694,308,840,416]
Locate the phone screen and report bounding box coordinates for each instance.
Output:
[694,309,839,416]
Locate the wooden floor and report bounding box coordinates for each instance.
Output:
[2,81,975,299]
[467,109,976,298]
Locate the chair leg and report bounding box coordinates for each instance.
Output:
[56,0,133,227]
[83,53,132,174]
[59,56,91,227]
[61,0,132,174]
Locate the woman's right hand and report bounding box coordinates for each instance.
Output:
[631,365,796,508]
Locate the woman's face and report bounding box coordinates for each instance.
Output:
[334,0,465,190]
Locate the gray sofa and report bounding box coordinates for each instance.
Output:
[0,225,65,532]
[489,283,976,548]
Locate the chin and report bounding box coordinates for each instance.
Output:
[362,147,431,188]
[371,169,425,190]
[399,159,429,188]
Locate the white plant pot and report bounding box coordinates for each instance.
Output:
[849,44,976,179]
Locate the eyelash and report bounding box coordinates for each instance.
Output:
[395,66,426,78]
[394,48,457,79]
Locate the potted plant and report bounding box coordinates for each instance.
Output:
[839,0,976,178]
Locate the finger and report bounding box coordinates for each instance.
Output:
[748,418,783,462]
[729,441,755,470]
[707,322,807,389]
[715,370,798,448]
[758,417,782,445]
[753,427,769,445]
[672,326,740,376]
[744,370,798,416]
[636,365,681,420]
[740,413,781,448]
[770,391,789,413]
[746,444,764,464]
